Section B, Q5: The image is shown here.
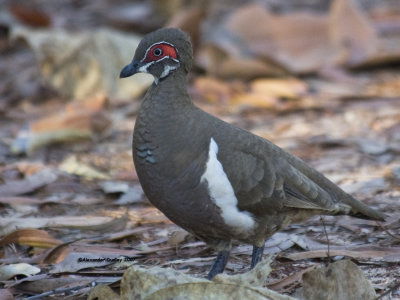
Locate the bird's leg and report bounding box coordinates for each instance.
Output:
[250,245,265,269]
[207,250,230,280]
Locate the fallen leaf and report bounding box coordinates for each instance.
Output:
[357,138,388,155]
[116,185,144,205]
[11,95,111,154]
[100,227,153,242]
[329,0,378,66]
[284,246,400,261]
[167,230,189,247]
[0,196,42,206]
[50,252,124,273]
[0,215,118,236]
[59,156,110,180]
[201,0,400,76]
[10,275,116,297]
[0,169,57,196]
[231,93,278,110]
[100,180,130,194]
[106,2,162,33]
[41,241,74,264]
[0,263,40,281]
[196,44,287,79]
[9,4,51,27]
[192,76,234,104]
[206,3,331,74]
[250,78,308,99]
[267,265,316,292]
[0,228,62,248]
[11,26,153,100]
[167,4,206,46]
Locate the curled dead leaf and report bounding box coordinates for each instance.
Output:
[0,263,41,281]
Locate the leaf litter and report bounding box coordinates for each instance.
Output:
[0,0,399,299]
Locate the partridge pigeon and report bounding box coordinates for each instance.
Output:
[120,28,385,279]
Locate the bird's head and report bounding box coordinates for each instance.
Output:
[120,28,193,84]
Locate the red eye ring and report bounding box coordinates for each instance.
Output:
[144,43,178,63]
[153,48,163,56]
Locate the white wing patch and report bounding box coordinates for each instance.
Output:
[201,138,255,232]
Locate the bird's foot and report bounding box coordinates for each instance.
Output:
[207,250,230,280]
[250,245,265,269]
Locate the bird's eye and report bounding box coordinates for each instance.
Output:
[153,48,163,56]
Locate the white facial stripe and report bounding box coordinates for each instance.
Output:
[201,138,255,233]
[160,64,178,78]
[141,41,178,62]
[138,56,179,73]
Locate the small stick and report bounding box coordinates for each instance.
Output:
[319,216,332,264]
[376,280,400,300]
[24,281,96,300]
[377,221,400,242]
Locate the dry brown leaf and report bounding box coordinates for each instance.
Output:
[41,241,74,264]
[9,4,51,27]
[250,79,308,99]
[0,228,62,249]
[329,0,378,66]
[11,95,111,155]
[201,0,400,76]
[193,76,233,104]
[231,93,278,110]
[0,169,57,197]
[212,3,331,74]
[196,44,287,78]
[267,265,316,292]
[167,4,205,46]
[16,162,45,176]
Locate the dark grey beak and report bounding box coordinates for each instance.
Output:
[120,61,140,78]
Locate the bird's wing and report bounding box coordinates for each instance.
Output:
[204,111,385,221]
[218,140,342,216]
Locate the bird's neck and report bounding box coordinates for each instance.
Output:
[144,69,193,111]
[134,69,195,149]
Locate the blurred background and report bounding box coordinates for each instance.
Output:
[0,0,399,299]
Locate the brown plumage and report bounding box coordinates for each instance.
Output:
[120,28,385,279]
